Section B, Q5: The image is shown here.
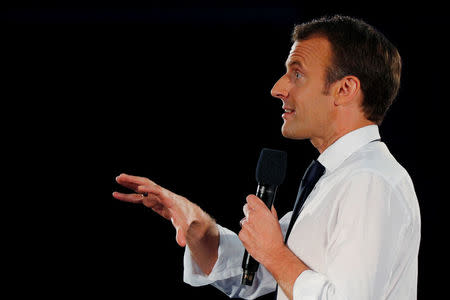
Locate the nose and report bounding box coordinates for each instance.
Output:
[270,75,289,100]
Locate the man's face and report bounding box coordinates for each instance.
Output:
[271,36,335,140]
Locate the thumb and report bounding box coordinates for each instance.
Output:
[271,205,278,220]
[172,218,187,247]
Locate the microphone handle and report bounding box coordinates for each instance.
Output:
[241,183,278,286]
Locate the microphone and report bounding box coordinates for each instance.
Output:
[241,148,287,286]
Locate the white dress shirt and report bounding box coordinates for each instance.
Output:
[183,125,421,300]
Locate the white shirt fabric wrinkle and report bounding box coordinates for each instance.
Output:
[183,125,421,300]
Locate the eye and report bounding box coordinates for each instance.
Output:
[295,71,302,79]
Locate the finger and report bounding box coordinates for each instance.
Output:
[112,191,144,203]
[115,180,139,192]
[238,228,250,246]
[175,225,187,247]
[271,205,278,220]
[142,193,168,210]
[238,229,244,241]
[138,185,175,209]
[243,203,251,218]
[240,217,247,227]
[142,194,160,207]
[136,184,161,196]
[116,173,152,186]
[246,194,266,210]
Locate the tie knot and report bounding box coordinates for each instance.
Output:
[302,160,325,187]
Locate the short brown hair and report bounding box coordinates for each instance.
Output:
[292,15,401,125]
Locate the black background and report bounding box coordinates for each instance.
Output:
[7,2,447,299]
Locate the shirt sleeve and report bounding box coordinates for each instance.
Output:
[183,212,293,299]
[292,171,415,300]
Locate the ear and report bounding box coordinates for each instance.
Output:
[333,76,361,106]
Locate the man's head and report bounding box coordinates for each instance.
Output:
[271,15,401,148]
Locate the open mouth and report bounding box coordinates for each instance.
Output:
[282,107,295,119]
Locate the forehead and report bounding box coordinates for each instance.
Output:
[286,36,331,70]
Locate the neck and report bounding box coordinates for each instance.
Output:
[311,120,375,154]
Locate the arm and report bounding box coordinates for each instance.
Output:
[113,173,298,299]
[184,211,294,299]
[113,173,219,275]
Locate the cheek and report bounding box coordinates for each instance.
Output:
[295,92,330,126]
[292,89,314,118]
[313,96,334,124]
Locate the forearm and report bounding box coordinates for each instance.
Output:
[264,244,310,300]
[184,224,278,299]
[185,206,220,275]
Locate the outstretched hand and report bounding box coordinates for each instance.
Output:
[113,173,220,275]
[113,173,193,247]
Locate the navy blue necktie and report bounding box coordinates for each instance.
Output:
[284,160,325,242]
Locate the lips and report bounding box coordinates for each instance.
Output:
[282,105,295,112]
[282,106,295,119]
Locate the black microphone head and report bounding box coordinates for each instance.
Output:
[255,148,287,185]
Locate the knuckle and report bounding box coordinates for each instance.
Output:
[154,184,163,194]
[240,220,247,229]
[238,229,245,240]
[242,218,251,229]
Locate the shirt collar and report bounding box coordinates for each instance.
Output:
[317,125,380,173]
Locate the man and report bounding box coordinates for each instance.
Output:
[113,15,420,300]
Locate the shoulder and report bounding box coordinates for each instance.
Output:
[343,142,410,186]
[329,142,420,228]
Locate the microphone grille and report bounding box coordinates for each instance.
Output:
[255,148,287,185]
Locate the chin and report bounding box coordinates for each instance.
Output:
[281,124,308,140]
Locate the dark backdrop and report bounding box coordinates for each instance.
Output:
[7,2,446,299]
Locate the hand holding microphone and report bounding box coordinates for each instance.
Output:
[239,148,287,286]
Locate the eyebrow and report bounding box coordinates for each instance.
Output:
[285,60,305,71]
